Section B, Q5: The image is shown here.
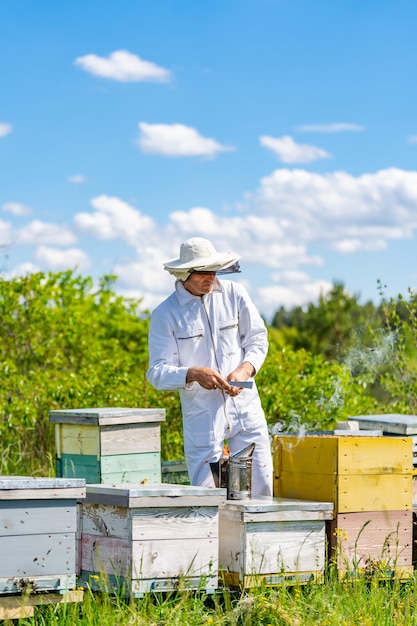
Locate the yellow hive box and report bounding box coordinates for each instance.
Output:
[273,434,413,515]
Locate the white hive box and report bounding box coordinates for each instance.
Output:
[0,477,86,595]
[219,496,333,588]
[79,482,226,596]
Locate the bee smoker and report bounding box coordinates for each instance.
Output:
[210,443,255,500]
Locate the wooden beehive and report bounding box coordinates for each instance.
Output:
[50,407,165,484]
[273,434,413,515]
[327,509,413,580]
[78,482,226,596]
[219,497,333,588]
[0,477,85,595]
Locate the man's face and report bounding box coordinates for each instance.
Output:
[184,271,216,296]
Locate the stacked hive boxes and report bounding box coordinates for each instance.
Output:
[51,407,166,484]
[50,407,226,595]
[79,482,225,596]
[273,434,414,579]
[0,477,85,619]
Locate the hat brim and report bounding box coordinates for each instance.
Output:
[164,251,240,272]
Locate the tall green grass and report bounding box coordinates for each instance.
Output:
[13,572,417,626]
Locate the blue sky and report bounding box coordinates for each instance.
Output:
[1,0,417,322]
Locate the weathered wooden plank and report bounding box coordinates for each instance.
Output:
[0,533,76,578]
[0,590,83,620]
[0,500,77,536]
[81,534,130,575]
[56,424,100,457]
[275,471,412,514]
[131,574,218,595]
[222,497,333,522]
[50,407,166,426]
[101,452,160,472]
[82,503,130,539]
[327,509,413,571]
[100,424,161,455]
[102,470,161,484]
[131,537,218,579]
[0,605,34,618]
[0,487,86,501]
[58,453,162,483]
[274,435,412,477]
[246,521,325,573]
[129,496,224,508]
[84,484,226,508]
[337,474,412,512]
[221,570,322,589]
[0,573,77,595]
[275,436,339,476]
[131,507,218,540]
[274,471,337,506]
[0,477,85,492]
[58,454,100,482]
[227,509,334,523]
[337,437,412,475]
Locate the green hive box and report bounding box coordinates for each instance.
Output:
[50,408,165,484]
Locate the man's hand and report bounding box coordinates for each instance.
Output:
[186,366,232,391]
[228,361,255,383]
[186,362,255,396]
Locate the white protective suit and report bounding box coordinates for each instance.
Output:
[146,277,273,496]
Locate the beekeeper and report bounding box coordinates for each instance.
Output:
[146,237,273,496]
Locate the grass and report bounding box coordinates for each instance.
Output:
[8,571,417,626]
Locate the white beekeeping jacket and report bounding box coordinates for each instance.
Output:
[146,278,268,431]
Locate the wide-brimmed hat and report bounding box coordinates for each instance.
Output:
[164,238,240,277]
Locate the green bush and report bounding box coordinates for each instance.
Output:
[1,270,416,477]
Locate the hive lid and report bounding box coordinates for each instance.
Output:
[49,407,166,426]
[0,476,86,499]
[221,495,334,513]
[85,482,226,498]
[84,482,227,506]
[349,414,417,435]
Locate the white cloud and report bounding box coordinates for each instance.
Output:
[15,220,77,245]
[6,166,417,322]
[256,279,333,311]
[35,246,90,270]
[2,202,32,216]
[3,262,40,279]
[331,238,387,253]
[260,135,331,163]
[74,194,156,244]
[296,123,364,133]
[75,50,171,82]
[0,219,13,244]
[137,122,235,157]
[0,123,12,137]
[248,167,417,251]
[68,174,87,184]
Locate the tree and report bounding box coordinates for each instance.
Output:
[271,282,381,361]
[0,270,183,475]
